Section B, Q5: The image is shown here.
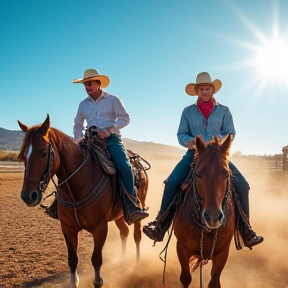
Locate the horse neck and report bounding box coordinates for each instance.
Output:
[50,129,99,184]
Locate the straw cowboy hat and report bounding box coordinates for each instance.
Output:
[73,69,110,88]
[185,72,222,96]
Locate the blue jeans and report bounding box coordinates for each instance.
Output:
[159,150,250,214]
[106,134,136,197]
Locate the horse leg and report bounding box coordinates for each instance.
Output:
[91,222,109,288]
[208,246,230,288]
[176,241,192,288]
[133,220,142,265]
[115,217,129,258]
[61,227,79,288]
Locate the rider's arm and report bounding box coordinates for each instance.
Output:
[73,104,85,141]
[219,107,236,141]
[111,96,130,130]
[177,107,196,148]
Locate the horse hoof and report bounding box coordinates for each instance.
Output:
[93,277,103,288]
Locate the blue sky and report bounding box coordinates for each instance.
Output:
[1,0,288,155]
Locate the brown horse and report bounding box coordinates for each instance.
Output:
[17,114,149,288]
[173,134,234,288]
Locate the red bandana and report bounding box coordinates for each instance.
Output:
[197,99,214,119]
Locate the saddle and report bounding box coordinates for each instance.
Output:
[80,126,117,175]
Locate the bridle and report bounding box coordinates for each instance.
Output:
[185,160,232,231]
[38,138,89,204]
[39,142,54,192]
[187,160,233,288]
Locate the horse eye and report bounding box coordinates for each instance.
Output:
[42,151,48,157]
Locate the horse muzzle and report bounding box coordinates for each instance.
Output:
[21,189,42,207]
[202,208,224,229]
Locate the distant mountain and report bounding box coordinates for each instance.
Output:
[0,127,186,160]
[122,138,185,160]
[0,128,24,151]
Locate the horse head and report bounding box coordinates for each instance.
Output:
[17,114,60,207]
[194,133,232,229]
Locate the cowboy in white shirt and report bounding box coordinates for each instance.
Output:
[73,69,149,224]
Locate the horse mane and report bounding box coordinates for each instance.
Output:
[195,136,230,169]
[48,127,75,151]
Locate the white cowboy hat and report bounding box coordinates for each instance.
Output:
[185,72,222,96]
[73,69,110,88]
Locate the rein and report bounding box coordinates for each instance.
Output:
[40,140,108,213]
[56,174,109,209]
[53,151,89,188]
[39,139,89,193]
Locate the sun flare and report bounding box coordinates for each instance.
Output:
[226,1,288,92]
[253,37,288,83]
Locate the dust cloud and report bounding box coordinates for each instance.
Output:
[75,159,288,288]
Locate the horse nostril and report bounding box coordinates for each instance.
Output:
[30,191,38,201]
[204,211,211,222]
[218,211,224,222]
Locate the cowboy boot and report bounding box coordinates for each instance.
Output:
[129,206,149,223]
[125,194,149,224]
[236,188,263,248]
[143,212,167,242]
[143,175,183,242]
[241,214,264,249]
[143,196,179,242]
[143,216,167,242]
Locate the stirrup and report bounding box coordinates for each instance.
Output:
[143,221,165,242]
[244,235,264,250]
[129,210,149,223]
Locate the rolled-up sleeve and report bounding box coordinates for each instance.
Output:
[73,105,85,141]
[112,97,130,129]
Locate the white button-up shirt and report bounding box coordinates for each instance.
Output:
[73,91,130,140]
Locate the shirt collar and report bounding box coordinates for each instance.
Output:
[88,91,107,102]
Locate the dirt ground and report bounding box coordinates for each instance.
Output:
[1,159,288,288]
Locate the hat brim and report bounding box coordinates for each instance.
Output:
[73,75,110,88]
[185,79,222,96]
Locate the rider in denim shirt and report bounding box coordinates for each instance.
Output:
[178,102,235,146]
[143,72,263,248]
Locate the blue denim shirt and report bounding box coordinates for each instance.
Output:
[177,101,236,148]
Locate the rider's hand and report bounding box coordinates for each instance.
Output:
[187,139,196,150]
[74,138,83,144]
[99,128,111,139]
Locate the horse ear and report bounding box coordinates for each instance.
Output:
[196,135,205,153]
[220,133,232,156]
[18,120,29,132]
[38,114,50,142]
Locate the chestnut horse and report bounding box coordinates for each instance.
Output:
[173,134,234,288]
[17,114,149,288]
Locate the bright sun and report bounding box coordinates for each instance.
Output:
[227,1,288,90]
[253,37,288,83]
